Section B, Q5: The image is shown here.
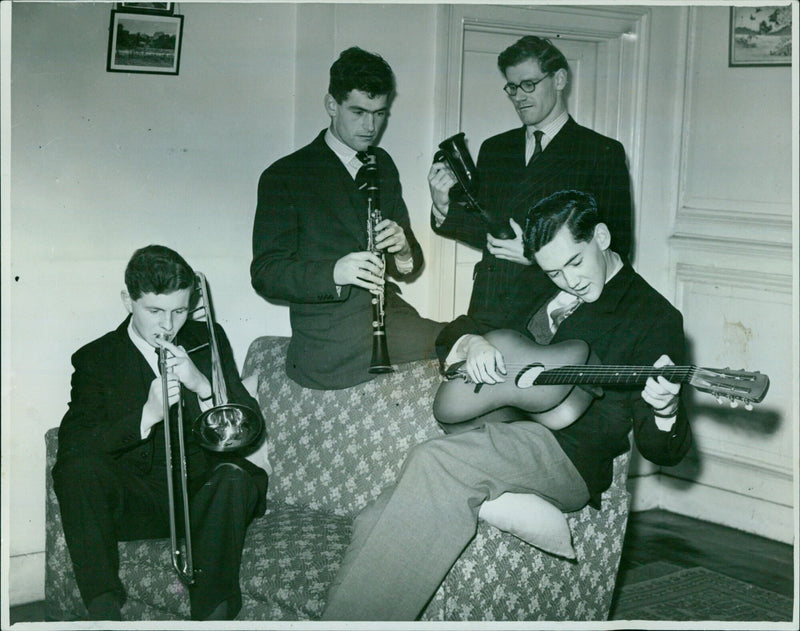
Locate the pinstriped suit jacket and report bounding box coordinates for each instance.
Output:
[434,117,632,331]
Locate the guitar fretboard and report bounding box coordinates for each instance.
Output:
[535,365,696,386]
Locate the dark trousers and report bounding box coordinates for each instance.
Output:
[52,453,264,620]
[384,290,445,365]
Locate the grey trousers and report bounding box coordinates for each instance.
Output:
[321,421,590,621]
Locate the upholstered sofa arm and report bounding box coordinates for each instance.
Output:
[240,336,446,517]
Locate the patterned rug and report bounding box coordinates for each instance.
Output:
[612,563,794,622]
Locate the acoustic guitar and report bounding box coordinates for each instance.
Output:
[433,329,770,431]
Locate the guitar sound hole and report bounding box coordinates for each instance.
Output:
[516,363,544,389]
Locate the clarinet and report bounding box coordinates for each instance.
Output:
[361,149,394,374]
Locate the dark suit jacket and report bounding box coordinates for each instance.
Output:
[56,317,267,503]
[251,130,426,389]
[436,263,691,506]
[434,117,632,331]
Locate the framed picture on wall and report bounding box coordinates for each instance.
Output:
[107,10,184,75]
[117,2,174,14]
[729,5,792,66]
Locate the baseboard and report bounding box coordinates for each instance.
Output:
[8,551,44,606]
[628,473,794,544]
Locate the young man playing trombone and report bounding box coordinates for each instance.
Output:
[52,245,267,621]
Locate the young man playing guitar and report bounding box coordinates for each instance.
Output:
[322,189,692,621]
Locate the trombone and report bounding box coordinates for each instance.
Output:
[157,272,264,584]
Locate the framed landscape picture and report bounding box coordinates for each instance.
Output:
[117,2,174,14]
[107,10,184,75]
[729,5,792,66]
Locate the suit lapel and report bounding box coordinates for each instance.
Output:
[310,133,369,248]
[111,317,160,413]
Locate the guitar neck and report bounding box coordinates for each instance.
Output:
[536,365,695,387]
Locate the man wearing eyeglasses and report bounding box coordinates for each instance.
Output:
[428,35,632,334]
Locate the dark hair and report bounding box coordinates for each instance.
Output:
[497,35,569,76]
[328,46,395,103]
[124,245,195,300]
[523,190,599,258]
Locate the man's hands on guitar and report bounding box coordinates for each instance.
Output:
[461,334,507,384]
[642,354,681,419]
[486,218,533,266]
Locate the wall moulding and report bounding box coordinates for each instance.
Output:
[674,261,793,295]
[674,200,793,247]
[669,234,792,272]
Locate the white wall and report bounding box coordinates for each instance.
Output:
[6,0,300,604]
[630,5,795,542]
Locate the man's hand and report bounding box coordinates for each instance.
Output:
[333,251,385,293]
[373,218,411,258]
[486,218,533,265]
[141,374,180,434]
[428,161,457,217]
[157,339,212,398]
[641,354,681,416]
[462,334,507,384]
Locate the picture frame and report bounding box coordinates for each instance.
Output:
[107,10,184,75]
[729,5,792,66]
[117,2,174,14]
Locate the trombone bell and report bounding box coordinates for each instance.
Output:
[193,403,264,452]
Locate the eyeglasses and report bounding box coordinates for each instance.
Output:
[503,73,552,96]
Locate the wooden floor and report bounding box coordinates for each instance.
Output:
[612,508,795,602]
[9,509,795,624]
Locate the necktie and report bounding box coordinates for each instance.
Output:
[528,129,544,165]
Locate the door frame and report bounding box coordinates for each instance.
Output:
[430,3,651,320]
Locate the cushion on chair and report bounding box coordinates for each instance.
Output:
[478,492,575,558]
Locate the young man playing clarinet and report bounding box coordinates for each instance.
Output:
[251,46,442,390]
[322,190,692,620]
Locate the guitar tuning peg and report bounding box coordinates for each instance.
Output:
[729,398,739,409]
[745,402,753,411]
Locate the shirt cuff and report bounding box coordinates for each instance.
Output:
[654,415,677,431]
[140,413,154,440]
[394,252,414,274]
[443,334,472,371]
[198,393,214,412]
[431,203,447,228]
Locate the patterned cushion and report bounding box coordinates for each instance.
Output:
[44,335,632,622]
[239,503,351,620]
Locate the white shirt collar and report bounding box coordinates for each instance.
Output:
[527,109,569,144]
[325,128,366,179]
[325,128,358,164]
[127,318,160,375]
